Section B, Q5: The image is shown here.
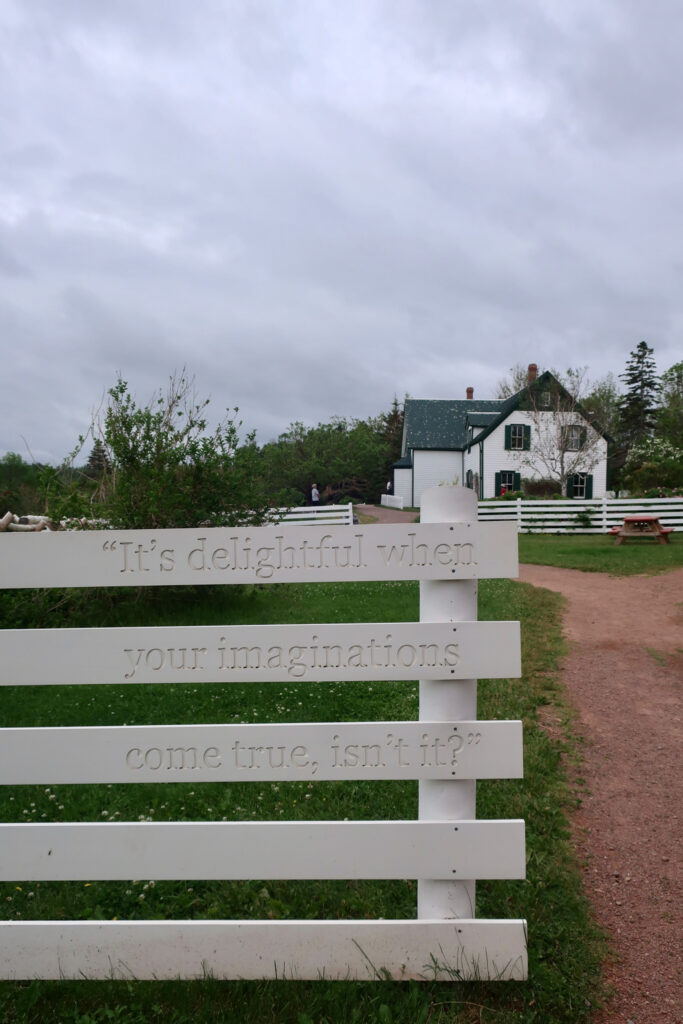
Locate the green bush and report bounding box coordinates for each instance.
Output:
[45,375,273,530]
[522,477,562,498]
[623,438,683,491]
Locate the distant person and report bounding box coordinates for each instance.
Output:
[311,483,320,506]
[386,480,392,494]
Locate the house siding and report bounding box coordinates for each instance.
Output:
[480,411,609,498]
[394,467,413,507]
[412,450,462,507]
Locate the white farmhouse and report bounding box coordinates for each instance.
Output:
[394,365,610,507]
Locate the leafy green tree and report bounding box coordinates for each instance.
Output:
[618,341,661,447]
[0,452,43,513]
[656,360,683,448]
[46,373,271,529]
[582,373,621,438]
[582,372,627,490]
[261,414,392,505]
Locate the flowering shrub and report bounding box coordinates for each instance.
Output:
[630,486,683,498]
[494,490,525,501]
[623,437,683,491]
[624,437,683,471]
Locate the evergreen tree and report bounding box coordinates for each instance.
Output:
[618,341,660,447]
[85,438,111,477]
[380,396,405,464]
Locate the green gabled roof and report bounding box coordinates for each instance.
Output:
[403,371,613,458]
[403,398,507,452]
[466,370,614,446]
[393,453,413,469]
[466,411,499,427]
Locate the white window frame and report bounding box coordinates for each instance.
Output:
[509,424,525,450]
[565,425,582,451]
[500,471,516,491]
[572,473,587,498]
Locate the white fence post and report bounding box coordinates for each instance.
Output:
[418,486,478,919]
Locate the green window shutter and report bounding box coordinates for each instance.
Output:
[504,425,512,450]
[495,472,502,496]
[523,425,531,450]
[585,474,593,499]
[567,476,575,498]
[579,427,587,447]
[513,472,521,491]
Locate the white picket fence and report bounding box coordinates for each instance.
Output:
[269,503,354,526]
[0,488,527,982]
[478,496,683,534]
[381,494,405,510]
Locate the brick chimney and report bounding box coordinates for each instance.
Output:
[527,363,538,383]
[466,386,474,399]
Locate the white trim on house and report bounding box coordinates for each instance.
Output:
[401,373,611,505]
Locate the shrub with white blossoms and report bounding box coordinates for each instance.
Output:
[624,437,683,471]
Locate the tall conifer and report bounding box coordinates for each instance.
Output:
[618,341,660,446]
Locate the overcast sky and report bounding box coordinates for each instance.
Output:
[1,0,682,463]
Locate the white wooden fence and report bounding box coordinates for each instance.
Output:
[381,494,405,510]
[269,504,354,526]
[478,496,683,534]
[0,487,527,982]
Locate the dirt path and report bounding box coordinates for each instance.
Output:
[360,506,681,1019]
[356,503,418,524]
[518,565,683,1024]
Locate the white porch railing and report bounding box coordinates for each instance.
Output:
[381,494,405,510]
[478,496,683,534]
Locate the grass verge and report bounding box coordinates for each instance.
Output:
[0,579,605,1022]
[518,532,682,575]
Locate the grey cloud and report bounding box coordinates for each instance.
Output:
[1,0,682,462]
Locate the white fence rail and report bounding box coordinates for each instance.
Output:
[269,504,354,526]
[381,494,405,510]
[0,490,527,982]
[478,496,683,534]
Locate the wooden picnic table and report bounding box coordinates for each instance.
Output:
[609,515,673,545]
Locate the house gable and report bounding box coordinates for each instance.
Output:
[401,370,611,504]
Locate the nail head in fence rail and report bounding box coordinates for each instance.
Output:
[0,521,518,588]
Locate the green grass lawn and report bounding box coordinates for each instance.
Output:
[518,532,682,575]
[0,579,605,1024]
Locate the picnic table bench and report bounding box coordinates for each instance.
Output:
[609,515,674,545]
